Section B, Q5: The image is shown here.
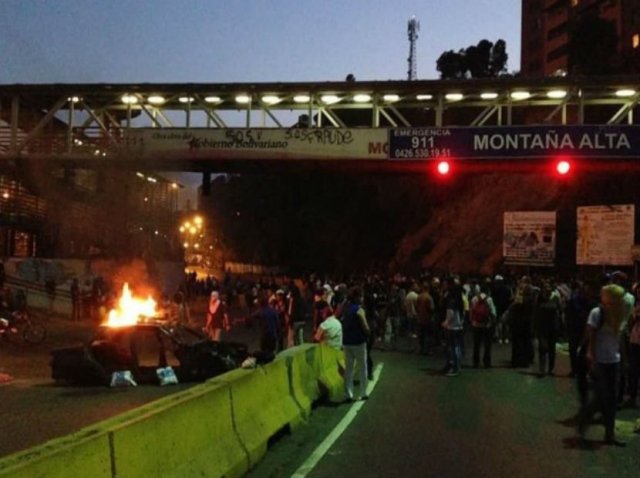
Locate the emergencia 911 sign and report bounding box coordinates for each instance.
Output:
[388,125,640,160]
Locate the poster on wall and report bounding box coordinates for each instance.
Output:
[503,211,556,266]
[576,204,635,266]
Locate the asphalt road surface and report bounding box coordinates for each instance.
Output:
[248,338,640,478]
[2,313,640,477]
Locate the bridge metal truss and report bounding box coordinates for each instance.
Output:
[0,76,638,167]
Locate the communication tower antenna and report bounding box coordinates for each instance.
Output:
[407,16,420,80]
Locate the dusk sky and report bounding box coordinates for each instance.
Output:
[0,0,521,202]
[1,0,521,84]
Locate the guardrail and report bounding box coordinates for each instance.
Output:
[0,343,345,478]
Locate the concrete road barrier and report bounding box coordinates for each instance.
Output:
[108,382,249,478]
[280,344,321,418]
[0,430,112,478]
[314,344,345,403]
[218,356,305,467]
[0,346,324,477]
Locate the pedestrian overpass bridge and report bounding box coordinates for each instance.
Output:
[1,76,639,177]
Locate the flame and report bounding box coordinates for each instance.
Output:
[105,283,158,327]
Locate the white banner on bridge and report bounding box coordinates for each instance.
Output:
[503,211,556,266]
[576,204,635,266]
[124,128,388,161]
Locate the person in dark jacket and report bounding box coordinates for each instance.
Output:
[343,287,371,401]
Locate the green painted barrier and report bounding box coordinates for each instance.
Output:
[0,346,323,477]
[280,344,321,418]
[314,344,346,403]
[218,356,305,467]
[0,430,111,478]
[108,382,249,478]
[0,382,249,478]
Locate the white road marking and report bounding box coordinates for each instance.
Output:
[290,362,384,478]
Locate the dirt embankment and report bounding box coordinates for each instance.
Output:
[392,172,562,274]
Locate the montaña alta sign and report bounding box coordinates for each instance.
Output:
[389,125,640,160]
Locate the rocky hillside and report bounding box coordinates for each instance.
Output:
[204,167,638,275]
[391,173,561,274]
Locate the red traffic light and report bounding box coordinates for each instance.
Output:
[555,159,572,176]
[436,160,451,176]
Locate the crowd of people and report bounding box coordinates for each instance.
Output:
[192,269,639,445]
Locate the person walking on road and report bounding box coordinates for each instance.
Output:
[534,281,562,377]
[470,287,496,368]
[416,282,435,355]
[508,277,537,368]
[204,291,230,342]
[441,279,465,376]
[623,282,640,408]
[578,284,627,446]
[343,287,371,401]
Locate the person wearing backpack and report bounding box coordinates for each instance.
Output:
[470,287,497,368]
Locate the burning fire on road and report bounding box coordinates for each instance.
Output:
[105,283,158,328]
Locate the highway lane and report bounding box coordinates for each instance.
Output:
[0,307,258,458]
[248,342,640,478]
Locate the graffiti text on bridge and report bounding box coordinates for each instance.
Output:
[285,128,354,145]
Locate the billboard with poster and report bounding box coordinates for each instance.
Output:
[576,204,635,266]
[503,211,556,266]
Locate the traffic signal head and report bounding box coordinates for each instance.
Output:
[436,160,451,176]
[556,159,571,175]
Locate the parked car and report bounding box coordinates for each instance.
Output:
[50,322,248,385]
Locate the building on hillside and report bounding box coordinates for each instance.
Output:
[521,0,640,77]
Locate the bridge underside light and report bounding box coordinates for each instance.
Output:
[383,94,400,102]
[615,88,636,97]
[147,95,166,105]
[293,94,311,103]
[480,92,498,100]
[510,91,531,100]
[445,93,463,101]
[320,94,341,105]
[261,95,281,105]
[235,94,251,104]
[121,94,138,105]
[204,96,222,104]
[178,96,194,104]
[547,89,567,99]
[353,94,372,103]
[416,94,433,101]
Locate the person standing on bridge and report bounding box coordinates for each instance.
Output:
[343,287,371,401]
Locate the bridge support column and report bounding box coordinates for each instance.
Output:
[201,172,211,197]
